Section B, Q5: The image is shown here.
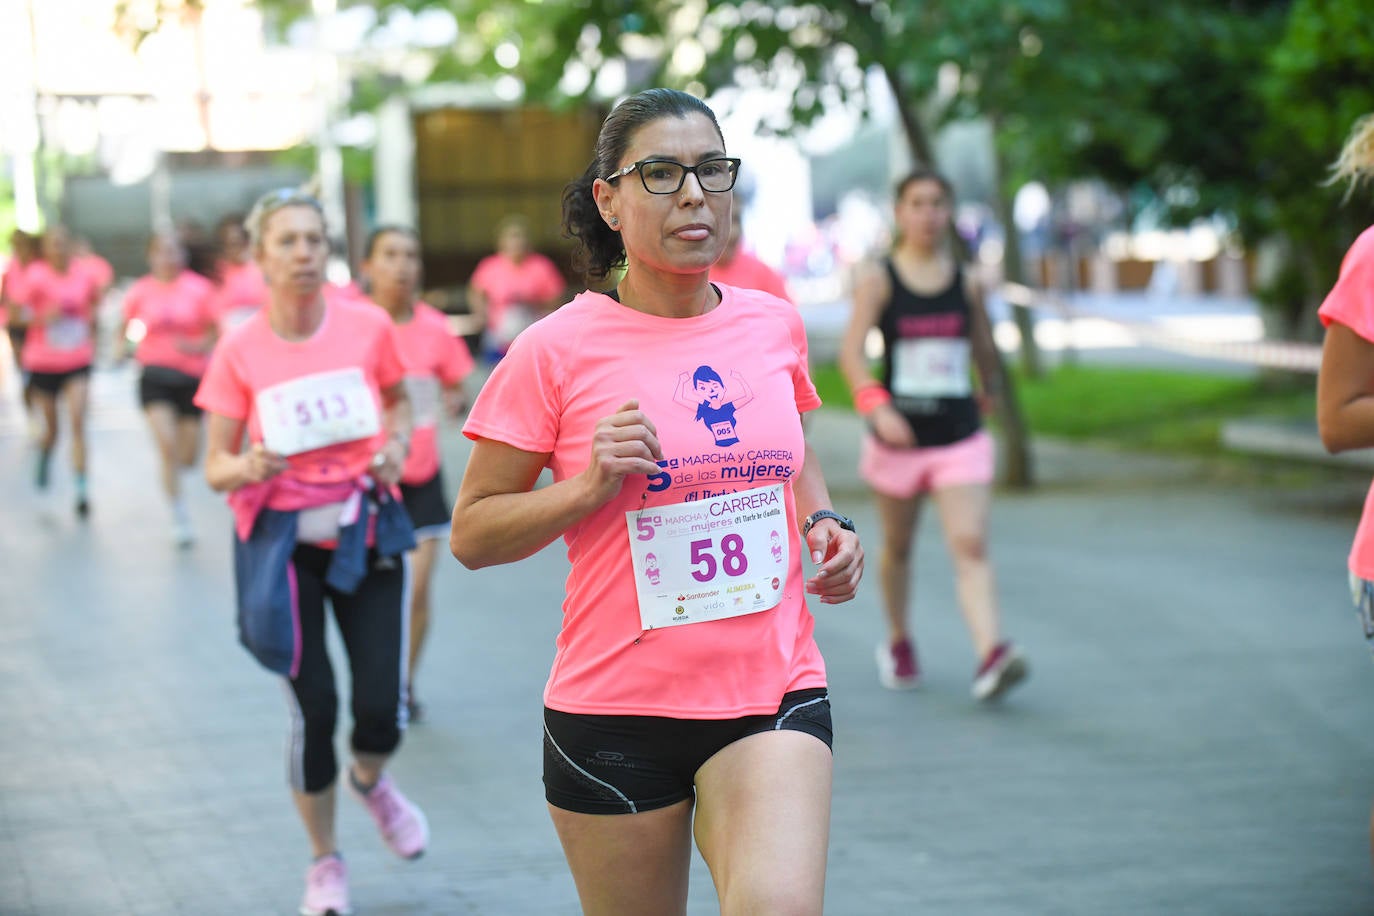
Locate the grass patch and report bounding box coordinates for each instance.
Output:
[810,361,1316,454]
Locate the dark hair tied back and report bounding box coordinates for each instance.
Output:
[562,88,724,282]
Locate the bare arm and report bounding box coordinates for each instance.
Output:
[203,413,288,492]
[791,438,863,604]
[442,380,468,419]
[840,260,914,447]
[450,399,663,569]
[837,261,888,395]
[1318,321,1374,453]
[370,381,413,487]
[466,282,488,329]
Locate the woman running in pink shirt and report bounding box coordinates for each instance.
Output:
[195,190,427,916]
[22,225,103,518]
[452,87,864,916]
[362,225,475,721]
[118,232,217,546]
[1317,112,1374,873]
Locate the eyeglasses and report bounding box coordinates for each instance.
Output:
[605,158,741,195]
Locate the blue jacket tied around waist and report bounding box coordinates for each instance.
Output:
[233,486,416,678]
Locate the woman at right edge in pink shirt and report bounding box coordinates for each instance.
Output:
[451,88,864,915]
[1317,112,1374,873]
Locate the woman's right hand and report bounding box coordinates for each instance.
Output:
[240,443,289,484]
[869,403,917,449]
[581,399,664,504]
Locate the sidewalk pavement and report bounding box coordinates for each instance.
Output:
[3,364,1374,914]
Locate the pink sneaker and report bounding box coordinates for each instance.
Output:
[972,642,1028,702]
[349,772,429,859]
[876,638,921,690]
[300,854,351,916]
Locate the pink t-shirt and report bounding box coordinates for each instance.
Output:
[463,283,826,718]
[195,299,406,499]
[212,260,268,335]
[1319,226,1374,577]
[388,301,475,484]
[123,270,218,378]
[469,252,565,339]
[21,260,101,372]
[711,251,793,304]
[76,254,115,292]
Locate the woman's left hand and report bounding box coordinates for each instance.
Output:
[804,522,864,605]
[370,437,407,487]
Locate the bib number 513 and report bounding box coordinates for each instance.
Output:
[690,534,749,582]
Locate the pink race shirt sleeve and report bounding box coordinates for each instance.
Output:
[1319,227,1374,341]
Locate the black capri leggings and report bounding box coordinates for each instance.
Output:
[284,544,410,793]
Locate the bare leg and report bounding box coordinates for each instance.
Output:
[350,750,390,789]
[175,414,201,471]
[930,482,1000,659]
[873,491,924,644]
[65,374,89,479]
[143,402,180,503]
[32,389,58,456]
[291,784,338,860]
[694,731,832,916]
[548,800,694,916]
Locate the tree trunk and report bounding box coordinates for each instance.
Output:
[991,141,1042,379]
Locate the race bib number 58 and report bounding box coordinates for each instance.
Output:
[625,484,789,630]
[256,368,381,456]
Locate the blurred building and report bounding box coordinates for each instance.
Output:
[0,0,322,275]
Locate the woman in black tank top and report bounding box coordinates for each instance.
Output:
[838,169,1028,702]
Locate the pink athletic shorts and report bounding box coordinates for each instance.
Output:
[859,429,995,498]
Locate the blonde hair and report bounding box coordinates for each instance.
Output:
[245,188,325,249]
[1328,114,1374,200]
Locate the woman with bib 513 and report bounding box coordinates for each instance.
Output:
[195,191,428,916]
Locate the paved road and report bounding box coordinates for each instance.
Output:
[3,362,1373,915]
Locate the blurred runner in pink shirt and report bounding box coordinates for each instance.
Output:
[466,214,566,361]
[23,225,103,518]
[211,214,269,335]
[710,201,793,303]
[362,224,475,722]
[118,232,217,546]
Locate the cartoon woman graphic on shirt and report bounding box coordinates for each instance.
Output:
[674,365,754,447]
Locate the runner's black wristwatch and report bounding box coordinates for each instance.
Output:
[802,510,856,538]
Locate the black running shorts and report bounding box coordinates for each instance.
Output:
[400,469,450,541]
[543,688,832,815]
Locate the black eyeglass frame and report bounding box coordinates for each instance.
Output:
[604,157,742,195]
